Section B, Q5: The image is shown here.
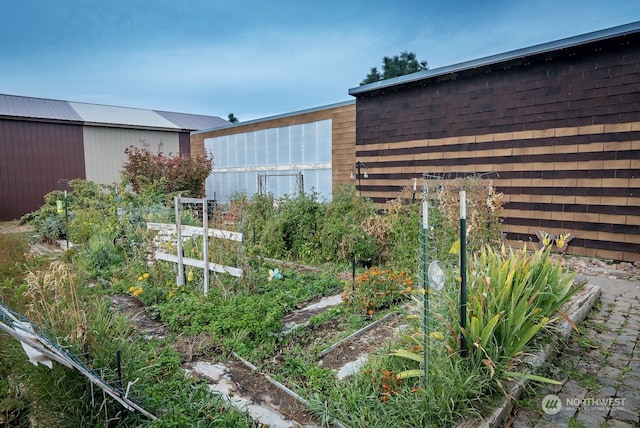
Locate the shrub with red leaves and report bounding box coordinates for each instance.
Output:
[122,143,213,197]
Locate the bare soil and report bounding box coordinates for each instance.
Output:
[109,295,169,340]
[0,221,33,234]
[209,359,316,426]
[319,313,404,371]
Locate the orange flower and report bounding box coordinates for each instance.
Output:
[368,309,374,316]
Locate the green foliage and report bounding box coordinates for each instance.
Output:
[75,233,124,279]
[462,245,580,363]
[154,265,341,356]
[238,178,501,273]
[38,214,66,241]
[4,259,256,427]
[0,233,29,283]
[361,51,428,85]
[121,143,213,197]
[254,191,324,260]
[385,243,578,416]
[67,208,102,244]
[318,185,377,263]
[3,171,530,426]
[374,199,420,270]
[242,192,273,249]
[313,347,491,427]
[342,268,413,316]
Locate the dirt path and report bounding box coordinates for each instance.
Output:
[0,220,64,256]
[0,220,33,234]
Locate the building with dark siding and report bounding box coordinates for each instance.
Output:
[348,21,640,262]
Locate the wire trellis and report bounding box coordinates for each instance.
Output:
[0,301,156,420]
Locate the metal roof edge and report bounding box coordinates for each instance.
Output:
[0,114,84,126]
[81,121,183,133]
[191,99,356,135]
[349,20,640,96]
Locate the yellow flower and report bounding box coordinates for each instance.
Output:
[129,286,135,292]
[143,273,150,279]
[420,288,426,295]
[137,276,144,281]
[187,270,194,282]
[133,287,143,297]
[429,331,443,340]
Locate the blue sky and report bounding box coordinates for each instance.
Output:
[1,1,639,121]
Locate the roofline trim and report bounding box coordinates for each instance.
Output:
[81,122,184,133]
[349,20,640,96]
[192,99,355,135]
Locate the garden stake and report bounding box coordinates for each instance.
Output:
[175,196,184,286]
[116,350,123,395]
[202,197,210,295]
[459,191,468,357]
[64,191,69,250]
[351,256,356,291]
[412,177,417,203]
[421,197,429,392]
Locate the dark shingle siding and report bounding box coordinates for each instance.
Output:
[355,37,640,145]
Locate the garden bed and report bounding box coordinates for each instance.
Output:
[108,283,413,427]
[187,359,317,428]
[3,176,626,427]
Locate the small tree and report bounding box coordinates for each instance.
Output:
[227,113,239,123]
[361,51,428,85]
[121,143,213,197]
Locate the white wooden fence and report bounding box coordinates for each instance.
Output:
[147,197,243,295]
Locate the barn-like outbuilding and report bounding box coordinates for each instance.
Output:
[0,94,227,220]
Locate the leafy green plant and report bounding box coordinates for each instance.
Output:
[36,214,66,241]
[374,199,421,271]
[313,346,491,427]
[77,233,125,279]
[318,185,378,264]
[463,245,581,364]
[253,191,324,261]
[389,244,579,397]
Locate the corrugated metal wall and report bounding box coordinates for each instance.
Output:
[179,132,191,156]
[82,127,179,185]
[0,120,85,220]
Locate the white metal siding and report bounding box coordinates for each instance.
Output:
[83,127,179,185]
